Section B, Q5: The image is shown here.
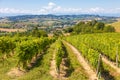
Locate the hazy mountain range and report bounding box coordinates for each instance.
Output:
[1,13,120,17]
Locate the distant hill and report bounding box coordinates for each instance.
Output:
[0,14,119,31]
[0,14,118,23]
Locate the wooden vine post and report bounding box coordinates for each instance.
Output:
[116,45,119,67]
[96,54,102,79]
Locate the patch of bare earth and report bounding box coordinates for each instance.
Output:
[50,52,59,78]
[27,53,43,69]
[7,68,25,77]
[50,49,68,80]
[102,56,120,74]
[64,41,98,80]
[59,58,69,80]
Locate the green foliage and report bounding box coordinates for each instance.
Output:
[0,39,56,80]
[64,27,73,33]
[65,34,113,72]
[39,30,48,37]
[0,37,16,59]
[55,40,65,69]
[17,41,36,68]
[66,33,120,67]
[104,25,115,32]
[0,23,12,28]
[73,22,85,34]
[53,30,63,38]
[72,20,115,34]
[31,27,48,37]
[94,22,105,30]
[65,33,120,79]
[65,35,99,70]
[63,42,88,80]
[16,37,54,69]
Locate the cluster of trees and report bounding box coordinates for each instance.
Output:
[31,27,48,37]
[65,20,115,34]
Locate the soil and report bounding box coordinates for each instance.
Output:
[7,68,25,77]
[64,41,98,80]
[49,52,59,79]
[102,56,120,74]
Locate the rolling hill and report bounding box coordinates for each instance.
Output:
[109,21,120,32]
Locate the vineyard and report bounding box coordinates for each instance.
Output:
[0,36,55,79]
[1,33,120,80]
[0,0,120,79]
[0,35,88,80]
[65,33,120,80]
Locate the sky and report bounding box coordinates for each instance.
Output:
[0,0,120,16]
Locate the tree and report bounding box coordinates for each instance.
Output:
[39,30,48,37]
[73,22,85,34]
[91,20,97,26]
[72,20,115,34]
[31,27,48,37]
[31,27,40,37]
[104,25,115,32]
[94,22,105,30]
[64,27,73,33]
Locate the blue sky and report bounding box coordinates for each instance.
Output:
[0,0,120,16]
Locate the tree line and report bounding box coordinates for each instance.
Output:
[64,20,115,34]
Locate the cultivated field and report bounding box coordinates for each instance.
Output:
[0,28,26,32]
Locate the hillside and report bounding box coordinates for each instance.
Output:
[109,21,120,32]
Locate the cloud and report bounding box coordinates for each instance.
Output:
[0,8,18,13]
[0,2,120,15]
[0,2,82,14]
[109,8,120,13]
[42,2,82,14]
[89,7,104,13]
[43,2,56,10]
[0,8,32,14]
[48,2,56,7]
[81,7,105,14]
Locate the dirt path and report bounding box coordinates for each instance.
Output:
[64,41,98,80]
[49,45,68,80]
[7,68,25,77]
[49,49,59,79]
[102,56,120,74]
